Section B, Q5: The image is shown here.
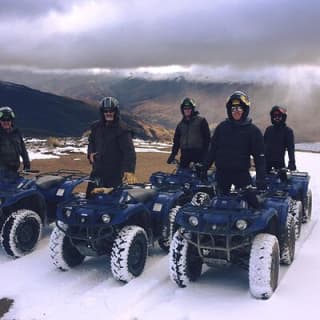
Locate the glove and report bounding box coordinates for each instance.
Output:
[122,172,137,184]
[287,162,296,171]
[167,154,176,164]
[91,187,112,194]
[256,180,267,190]
[23,163,30,171]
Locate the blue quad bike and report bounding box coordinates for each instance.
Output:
[261,169,312,239]
[0,169,88,258]
[50,163,215,283]
[169,187,297,300]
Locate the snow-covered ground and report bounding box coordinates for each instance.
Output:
[0,151,319,320]
[25,138,171,161]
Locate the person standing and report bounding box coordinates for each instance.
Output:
[205,91,266,194]
[167,97,210,168]
[87,97,136,194]
[0,106,30,179]
[264,105,296,172]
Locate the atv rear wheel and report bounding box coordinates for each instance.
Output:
[169,230,203,288]
[280,213,296,265]
[111,225,148,282]
[50,225,85,270]
[249,233,280,299]
[302,189,312,223]
[1,209,42,258]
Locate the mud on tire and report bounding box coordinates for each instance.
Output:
[280,213,296,265]
[111,225,148,282]
[1,209,42,258]
[50,225,85,270]
[302,189,312,223]
[249,233,280,300]
[169,230,203,288]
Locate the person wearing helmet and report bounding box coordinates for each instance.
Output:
[167,97,210,168]
[205,91,266,194]
[86,97,136,194]
[264,105,296,172]
[0,106,30,178]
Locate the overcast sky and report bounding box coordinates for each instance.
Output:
[0,0,319,76]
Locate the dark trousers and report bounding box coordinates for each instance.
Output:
[180,149,205,168]
[215,169,252,195]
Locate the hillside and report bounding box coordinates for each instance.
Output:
[1,70,320,142]
[0,81,172,140]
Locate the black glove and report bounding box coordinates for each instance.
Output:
[287,162,296,171]
[167,154,176,164]
[23,163,30,171]
[256,180,267,190]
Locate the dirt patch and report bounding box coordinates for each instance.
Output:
[0,298,14,318]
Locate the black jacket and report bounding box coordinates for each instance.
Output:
[87,119,136,187]
[206,118,266,182]
[264,124,295,169]
[0,127,30,172]
[171,115,210,155]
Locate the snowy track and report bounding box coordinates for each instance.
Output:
[1,151,319,320]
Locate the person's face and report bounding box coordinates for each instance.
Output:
[183,107,192,117]
[231,105,244,121]
[104,110,115,122]
[272,112,282,123]
[0,119,12,130]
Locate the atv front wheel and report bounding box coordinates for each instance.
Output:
[158,205,181,253]
[169,230,202,288]
[111,225,148,282]
[249,233,280,299]
[50,226,85,270]
[1,209,42,258]
[293,200,303,239]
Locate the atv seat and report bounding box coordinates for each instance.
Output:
[36,175,65,190]
[127,188,157,203]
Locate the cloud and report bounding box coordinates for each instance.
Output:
[0,0,319,71]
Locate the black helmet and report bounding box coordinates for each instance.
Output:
[180,97,196,114]
[226,91,250,121]
[100,97,120,121]
[0,106,15,121]
[270,105,287,125]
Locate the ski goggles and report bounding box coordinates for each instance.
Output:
[0,110,15,120]
[231,106,244,112]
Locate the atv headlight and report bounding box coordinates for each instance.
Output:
[63,207,72,218]
[101,214,111,223]
[156,176,164,184]
[189,216,199,226]
[235,219,248,231]
[0,197,4,205]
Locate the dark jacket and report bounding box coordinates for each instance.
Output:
[87,119,136,188]
[171,114,210,166]
[0,127,30,172]
[206,118,266,183]
[264,123,295,170]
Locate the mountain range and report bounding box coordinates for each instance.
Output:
[0,69,319,143]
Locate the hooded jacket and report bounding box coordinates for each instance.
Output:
[87,114,136,188]
[264,123,295,169]
[0,126,30,172]
[206,104,265,183]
